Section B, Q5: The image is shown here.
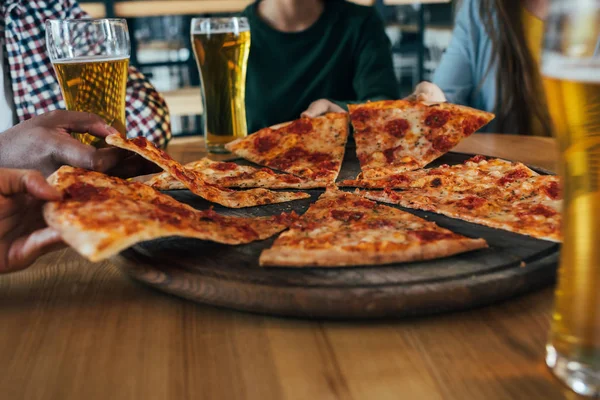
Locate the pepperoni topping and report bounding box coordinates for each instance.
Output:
[385,119,410,138]
[521,204,558,218]
[455,196,487,210]
[430,177,443,187]
[388,174,410,186]
[280,174,302,183]
[64,182,111,201]
[497,168,530,186]
[431,135,454,152]
[357,153,370,166]
[462,116,488,136]
[350,108,375,124]
[466,155,487,164]
[308,152,333,165]
[331,210,365,222]
[131,136,148,149]
[424,110,450,128]
[544,181,560,200]
[291,219,320,231]
[352,199,377,209]
[383,145,403,164]
[270,147,309,170]
[274,211,299,226]
[255,135,278,153]
[151,200,193,219]
[211,162,238,171]
[287,119,313,135]
[412,230,456,242]
[234,224,259,239]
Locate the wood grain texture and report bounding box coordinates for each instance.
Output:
[0,134,582,400]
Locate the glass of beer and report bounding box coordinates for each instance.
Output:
[46,19,130,146]
[542,0,600,396]
[191,17,250,153]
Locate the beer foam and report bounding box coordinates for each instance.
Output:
[542,52,600,83]
[53,55,130,64]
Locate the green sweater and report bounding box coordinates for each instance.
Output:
[242,0,399,133]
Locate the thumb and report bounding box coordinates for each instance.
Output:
[54,136,124,172]
[301,100,345,118]
[0,169,61,200]
[3,227,64,274]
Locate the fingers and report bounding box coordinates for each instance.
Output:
[0,169,61,200]
[40,110,119,139]
[53,136,125,172]
[407,82,447,103]
[2,227,64,274]
[301,99,346,118]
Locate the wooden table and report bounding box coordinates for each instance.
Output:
[1,134,584,400]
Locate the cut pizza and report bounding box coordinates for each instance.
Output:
[361,174,561,242]
[349,100,494,179]
[259,188,487,267]
[224,113,349,185]
[105,134,310,208]
[340,155,538,189]
[146,158,318,190]
[44,166,299,262]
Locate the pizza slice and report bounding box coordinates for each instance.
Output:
[224,113,349,185]
[105,134,310,208]
[146,158,318,190]
[44,166,298,262]
[259,188,487,267]
[349,100,494,179]
[361,174,561,242]
[340,155,538,189]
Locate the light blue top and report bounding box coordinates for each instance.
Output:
[432,0,500,133]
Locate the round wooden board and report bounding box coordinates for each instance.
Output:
[117,151,560,319]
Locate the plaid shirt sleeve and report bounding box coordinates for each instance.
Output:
[3,0,172,148]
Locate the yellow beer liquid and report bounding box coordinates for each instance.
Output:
[53,57,129,146]
[545,73,600,365]
[192,30,250,152]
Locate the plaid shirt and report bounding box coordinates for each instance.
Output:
[1,0,171,148]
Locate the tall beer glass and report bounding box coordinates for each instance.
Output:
[191,18,250,153]
[46,19,130,146]
[542,0,600,396]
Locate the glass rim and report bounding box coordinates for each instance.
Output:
[45,18,128,25]
[190,17,248,23]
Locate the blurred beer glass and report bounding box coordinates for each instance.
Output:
[542,0,600,396]
[46,19,130,146]
[191,17,250,153]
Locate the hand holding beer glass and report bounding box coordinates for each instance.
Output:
[191,17,251,153]
[46,19,130,146]
[542,0,600,396]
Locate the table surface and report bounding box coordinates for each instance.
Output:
[1,133,584,400]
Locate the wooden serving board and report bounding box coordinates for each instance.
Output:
[117,150,560,319]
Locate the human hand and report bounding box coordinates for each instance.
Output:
[301,99,346,118]
[0,169,64,274]
[0,111,159,178]
[405,82,447,103]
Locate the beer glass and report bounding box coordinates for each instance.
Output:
[191,17,250,153]
[542,0,600,396]
[46,19,130,146]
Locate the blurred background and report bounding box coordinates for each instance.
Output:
[79,0,458,137]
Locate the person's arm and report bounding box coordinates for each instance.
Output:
[67,0,172,148]
[431,0,478,105]
[302,8,399,117]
